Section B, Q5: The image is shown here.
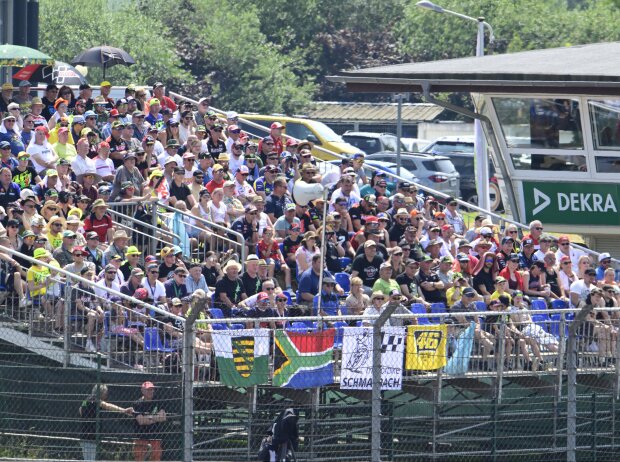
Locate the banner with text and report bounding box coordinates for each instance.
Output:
[405,325,448,371]
[340,327,405,391]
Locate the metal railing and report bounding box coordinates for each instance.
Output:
[155,202,247,268]
[106,203,179,257]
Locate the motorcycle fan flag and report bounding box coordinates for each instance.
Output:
[212,329,270,387]
[273,329,335,388]
[340,326,405,391]
[405,325,448,371]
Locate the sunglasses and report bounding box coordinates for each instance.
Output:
[373,297,385,301]
[176,275,187,279]
[150,270,159,274]
[105,271,116,275]
[534,227,544,230]
[277,298,287,302]
[265,287,275,291]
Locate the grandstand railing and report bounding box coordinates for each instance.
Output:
[0,245,187,372]
[193,306,619,392]
[154,203,247,268]
[106,202,180,257]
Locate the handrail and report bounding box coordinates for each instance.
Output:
[106,206,179,244]
[169,91,618,266]
[193,306,594,325]
[0,245,183,323]
[155,203,247,268]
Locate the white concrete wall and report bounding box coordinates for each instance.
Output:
[418,122,474,141]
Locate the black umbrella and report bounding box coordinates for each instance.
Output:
[13,61,87,86]
[71,46,135,79]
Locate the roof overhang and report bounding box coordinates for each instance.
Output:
[329,42,620,95]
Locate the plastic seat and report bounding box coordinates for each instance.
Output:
[333,321,348,349]
[335,273,351,293]
[531,313,551,333]
[282,290,293,306]
[549,313,568,339]
[531,299,547,310]
[551,299,568,309]
[103,311,129,338]
[209,308,225,319]
[474,301,487,312]
[339,257,352,271]
[230,323,246,330]
[211,323,228,330]
[143,327,176,353]
[429,302,446,324]
[411,303,431,325]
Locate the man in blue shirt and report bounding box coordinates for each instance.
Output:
[298,254,344,305]
[313,276,340,317]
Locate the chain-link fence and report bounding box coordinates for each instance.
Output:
[2,283,620,461]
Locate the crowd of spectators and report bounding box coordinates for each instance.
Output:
[0,80,618,366]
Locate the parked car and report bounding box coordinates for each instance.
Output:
[401,137,431,152]
[326,159,419,192]
[341,131,407,155]
[421,136,503,211]
[366,152,460,198]
[236,114,363,161]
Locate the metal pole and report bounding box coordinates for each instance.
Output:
[474,18,490,211]
[95,354,102,460]
[63,281,71,368]
[371,303,398,462]
[316,188,330,316]
[182,294,204,462]
[396,94,403,176]
[567,305,593,462]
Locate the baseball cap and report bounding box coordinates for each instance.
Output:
[364,240,377,248]
[501,236,514,245]
[463,287,476,297]
[141,381,156,389]
[598,252,612,262]
[257,292,270,302]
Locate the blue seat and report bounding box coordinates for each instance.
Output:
[333,321,348,349]
[531,313,551,333]
[551,299,568,309]
[279,242,285,254]
[411,303,431,325]
[143,327,176,353]
[211,323,228,330]
[282,290,293,306]
[335,273,351,293]
[287,321,313,333]
[531,299,547,310]
[230,323,246,330]
[429,302,446,323]
[550,313,568,339]
[474,301,487,312]
[103,311,129,338]
[339,257,352,271]
[209,308,225,319]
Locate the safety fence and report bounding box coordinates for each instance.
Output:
[2,286,620,460]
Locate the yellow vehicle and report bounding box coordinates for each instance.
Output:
[236,114,363,160]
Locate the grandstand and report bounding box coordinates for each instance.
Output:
[0,82,618,461]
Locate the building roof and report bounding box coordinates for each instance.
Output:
[305,101,443,123]
[329,42,620,95]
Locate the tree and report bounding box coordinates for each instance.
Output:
[39,0,191,88]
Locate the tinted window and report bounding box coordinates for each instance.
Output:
[493,97,583,149]
[286,122,318,144]
[432,159,456,173]
[427,142,474,155]
[381,135,399,152]
[343,136,381,154]
[401,159,418,171]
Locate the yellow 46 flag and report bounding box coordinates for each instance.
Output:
[405,325,447,371]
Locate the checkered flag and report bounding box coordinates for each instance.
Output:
[381,333,404,353]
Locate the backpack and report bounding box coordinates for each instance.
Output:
[258,408,299,461]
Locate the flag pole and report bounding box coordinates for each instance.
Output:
[316,188,330,319]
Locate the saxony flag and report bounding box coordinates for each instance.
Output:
[212,329,270,387]
[273,329,335,388]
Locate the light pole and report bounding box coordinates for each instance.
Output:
[416,0,495,211]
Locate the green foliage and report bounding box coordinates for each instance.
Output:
[39,0,191,87]
[398,0,620,62]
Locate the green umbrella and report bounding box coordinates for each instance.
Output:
[0,44,54,67]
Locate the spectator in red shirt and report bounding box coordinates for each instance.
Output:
[257,226,291,290]
[205,164,225,194]
[83,198,115,243]
[269,122,284,155]
[150,82,177,112]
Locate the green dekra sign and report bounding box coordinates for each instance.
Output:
[523,182,620,226]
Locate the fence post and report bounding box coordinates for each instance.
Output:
[63,281,72,368]
[150,203,159,257]
[567,304,593,462]
[183,292,205,462]
[371,303,399,462]
[496,318,506,404]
